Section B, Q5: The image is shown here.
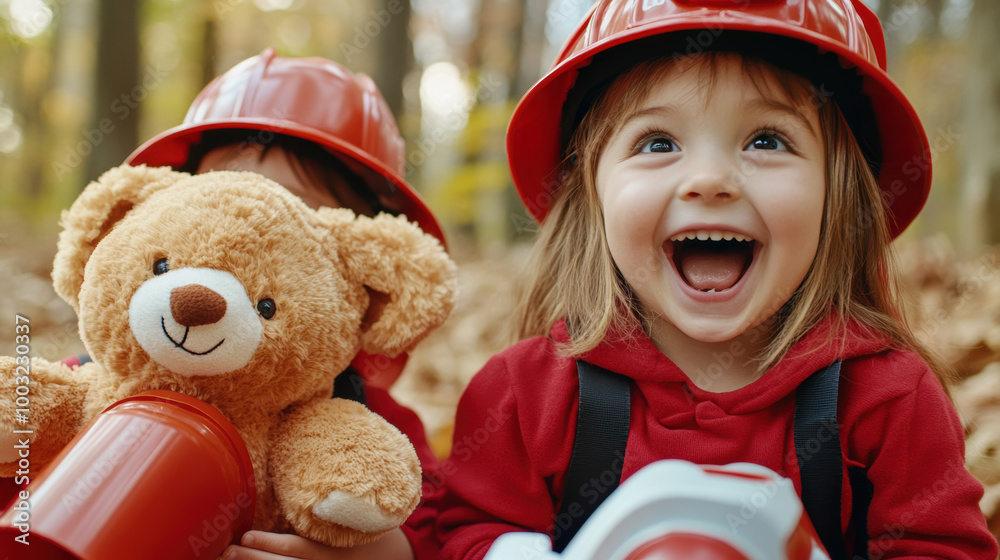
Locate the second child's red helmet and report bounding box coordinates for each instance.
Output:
[507,0,931,238]
[129,47,445,246]
[129,48,443,389]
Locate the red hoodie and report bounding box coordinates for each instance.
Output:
[436,316,998,559]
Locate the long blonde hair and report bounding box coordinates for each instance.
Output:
[510,52,950,382]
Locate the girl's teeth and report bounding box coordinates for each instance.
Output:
[669,230,754,242]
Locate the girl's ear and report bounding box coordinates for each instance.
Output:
[53,164,189,311]
[320,209,457,357]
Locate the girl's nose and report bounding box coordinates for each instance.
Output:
[676,160,741,203]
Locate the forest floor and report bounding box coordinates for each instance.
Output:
[4,212,1000,534]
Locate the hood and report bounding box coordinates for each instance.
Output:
[556,312,893,415]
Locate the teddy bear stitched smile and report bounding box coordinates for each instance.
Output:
[163,317,226,355]
[161,281,230,355]
[168,282,229,347]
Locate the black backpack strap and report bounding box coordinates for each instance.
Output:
[848,465,873,559]
[553,360,631,553]
[332,367,366,406]
[795,359,848,559]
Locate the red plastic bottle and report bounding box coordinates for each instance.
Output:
[0,390,255,560]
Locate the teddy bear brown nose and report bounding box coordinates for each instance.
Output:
[170,284,228,327]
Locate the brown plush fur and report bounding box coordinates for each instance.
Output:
[0,165,456,546]
[270,399,423,546]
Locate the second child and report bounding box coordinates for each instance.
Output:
[127,48,444,560]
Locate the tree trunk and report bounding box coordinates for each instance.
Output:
[514,0,548,98]
[84,0,140,184]
[13,3,69,200]
[370,0,412,118]
[200,10,218,88]
[877,0,894,23]
[958,0,1000,251]
[468,0,529,247]
[2,29,27,199]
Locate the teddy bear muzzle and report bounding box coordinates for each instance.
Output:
[128,267,264,376]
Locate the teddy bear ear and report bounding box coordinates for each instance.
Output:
[321,209,457,358]
[52,164,188,311]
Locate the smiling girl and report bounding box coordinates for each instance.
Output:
[435,1,997,559]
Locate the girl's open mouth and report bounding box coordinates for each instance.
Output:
[665,231,757,293]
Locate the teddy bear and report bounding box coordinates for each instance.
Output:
[0,164,457,547]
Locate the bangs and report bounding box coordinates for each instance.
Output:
[578,51,820,164]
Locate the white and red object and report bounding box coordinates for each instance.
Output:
[485,460,830,560]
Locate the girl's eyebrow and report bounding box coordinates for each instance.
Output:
[745,98,817,136]
[620,99,815,137]
[620,104,679,129]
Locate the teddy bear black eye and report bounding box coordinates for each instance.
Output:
[153,258,169,276]
[257,299,277,320]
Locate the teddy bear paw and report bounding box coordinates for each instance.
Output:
[312,490,409,533]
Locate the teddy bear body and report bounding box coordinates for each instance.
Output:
[0,165,456,546]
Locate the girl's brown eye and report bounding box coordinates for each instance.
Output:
[636,133,678,154]
[748,134,787,151]
[153,258,169,275]
[644,138,675,153]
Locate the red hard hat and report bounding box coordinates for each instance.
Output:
[507,0,931,238]
[128,48,443,389]
[128,47,446,246]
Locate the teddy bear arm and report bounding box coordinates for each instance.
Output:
[269,397,422,548]
[0,357,92,476]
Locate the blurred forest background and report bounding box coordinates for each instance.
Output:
[7,0,1000,535]
[2,0,997,250]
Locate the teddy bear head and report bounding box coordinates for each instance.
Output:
[52,165,456,410]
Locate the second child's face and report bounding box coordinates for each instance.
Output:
[596,56,825,349]
[197,143,373,213]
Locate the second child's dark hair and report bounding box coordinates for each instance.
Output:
[182,129,384,216]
